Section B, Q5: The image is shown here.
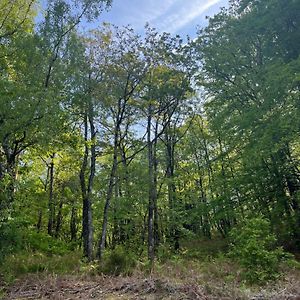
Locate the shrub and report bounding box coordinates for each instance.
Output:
[0,218,70,264]
[157,244,174,263]
[0,251,82,284]
[100,246,137,276]
[0,218,28,262]
[229,217,286,284]
[25,231,70,255]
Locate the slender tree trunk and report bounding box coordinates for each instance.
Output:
[1,140,18,209]
[70,199,77,241]
[80,110,94,261]
[98,93,132,259]
[97,127,119,260]
[87,104,96,254]
[112,177,119,248]
[36,169,48,232]
[217,134,233,232]
[198,176,211,238]
[153,122,160,252]
[0,161,4,181]
[55,197,63,237]
[165,129,179,249]
[36,210,43,232]
[147,109,155,267]
[47,153,55,236]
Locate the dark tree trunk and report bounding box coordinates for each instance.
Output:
[36,166,49,232]
[55,197,64,237]
[36,209,43,232]
[1,138,19,209]
[70,199,77,241]
[112,177,120,248]
[80,108,95,261]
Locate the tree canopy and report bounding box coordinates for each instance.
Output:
[0,0,299,290]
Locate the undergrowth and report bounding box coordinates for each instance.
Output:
[99,245,137,276]
[0,251,82,284]
[1,228,299,299]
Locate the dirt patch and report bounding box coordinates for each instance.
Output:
[2,273,300,300]
[2,275,206,300]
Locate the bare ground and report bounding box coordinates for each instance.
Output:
[2,272,300,300]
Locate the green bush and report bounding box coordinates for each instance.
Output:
[229,217,286,284]
[100,246,137,276]
[157,244,174,263]
[0,218,70,264]
[0,218,28,262]
[0,251,82,283]
[25,231,70,255]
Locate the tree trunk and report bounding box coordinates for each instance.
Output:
[147,109,155,268]
[80,109,94,261]
[55,197,63,237]
[97,130,118,260]
[153,121,160,252]
[165,128,179,249]
[47,153,55,236]
[36,209,43,232]
[70,198,77,241]
[1,139,18,209]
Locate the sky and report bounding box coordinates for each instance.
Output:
[91,0,229,37]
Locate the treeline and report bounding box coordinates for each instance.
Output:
[0,0,299,266]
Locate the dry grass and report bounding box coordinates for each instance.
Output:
[1,238,300,300]
[2,259,300,300]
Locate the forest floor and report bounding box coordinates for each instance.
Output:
[3,266,300,300]
[2,240,300,299]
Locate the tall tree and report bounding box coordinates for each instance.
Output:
[195,0,300,244]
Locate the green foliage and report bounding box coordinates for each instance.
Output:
[0,219,70,264]
[0,219,24,262]
[192,0,300,246]
[0,251,81,284]
[24,231,70,255]
[0,0,36,39]
[229,218,287,284]
[100,246,137,276]
[181,238,229,260]
[157,244,177,263]
[0,0,299,284]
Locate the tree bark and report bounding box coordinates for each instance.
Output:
[147,108,155,268]
[97,126,119,260]
[165,127,180,249]
[47,153,55,236]
[70,198,77,241]
[55,197,63,237]
[80,108,95,261]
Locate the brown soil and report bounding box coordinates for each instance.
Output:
[2,275,205,300]
[2,274,300,300]
[0,269,300,300]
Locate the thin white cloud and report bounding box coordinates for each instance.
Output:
[153,0,222,33]
[100,0,226,36]
[117,0,179,29]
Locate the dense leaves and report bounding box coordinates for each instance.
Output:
[0,0,299,285]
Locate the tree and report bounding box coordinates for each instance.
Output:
[96,26,146,259]
[195,0,300,244]
[140,28,194,266]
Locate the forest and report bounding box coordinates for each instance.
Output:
[0,0,300,299]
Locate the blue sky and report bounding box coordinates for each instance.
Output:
[92,0,229,37]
